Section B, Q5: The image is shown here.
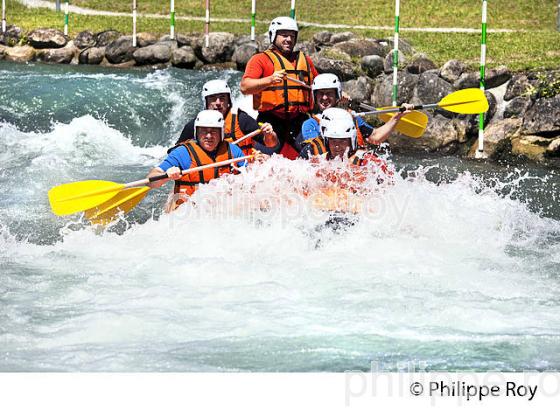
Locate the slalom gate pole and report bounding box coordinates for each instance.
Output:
[170,0,175,40]
[251,0,256,41]
[476,0,488,158]
[392,0,400,106]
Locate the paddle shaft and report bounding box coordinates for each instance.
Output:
[285,75,311,89]
[357,99,484,117]
[231,128,262,146]
[126,154,253,188]
[275,69,311,89]
[356,103,437,117]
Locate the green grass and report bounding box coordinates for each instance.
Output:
[4,0,560,71]
[66,0,560,31]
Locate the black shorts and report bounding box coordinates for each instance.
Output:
[256,112,308,154]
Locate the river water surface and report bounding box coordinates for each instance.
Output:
[1,61,560,371]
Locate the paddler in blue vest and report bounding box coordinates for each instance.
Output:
[298,73,414,159]
[305,108,388,214]
[147,110,248,210]
[176,79,279,156]
[305,108,414,186]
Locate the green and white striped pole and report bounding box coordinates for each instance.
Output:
[290,0,296,19]
[557,0,559,31]
[205,0,210,47]
[132,0,137,47]
[64,1,69,36]
[170,0,175,40]
[251,0,256,41]
[392,0,400,106]
[2,0,6,34]
[476,0,488,158]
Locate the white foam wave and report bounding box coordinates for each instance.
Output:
[135,69,192,140]
[2,157,560,370]
[0,116,166,170]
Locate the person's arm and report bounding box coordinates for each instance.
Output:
[366,104,414,145]
[307,56,319,78]
[238,110,279,148]
[259,122,279,148]
[240,54,285,95]
[146,146,191,188]
[240,71,285,95]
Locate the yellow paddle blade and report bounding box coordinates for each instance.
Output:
[48,180,125,216]
[438,88,489,114]
[84,187,150,225]
[377,109,429,138]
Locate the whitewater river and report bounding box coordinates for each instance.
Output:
[1,60,559,372]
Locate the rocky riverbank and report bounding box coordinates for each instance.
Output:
[1,25,559,167]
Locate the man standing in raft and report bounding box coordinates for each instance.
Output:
[240,16,318,160]
[176,79,279,156]
[147,110,248,210]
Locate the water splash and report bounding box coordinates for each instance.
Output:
[1,62,559,372]
[2,156,560,371]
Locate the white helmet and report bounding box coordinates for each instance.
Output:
[194,110,225,141]
[312,73,342,100]
[201,79,231,108]
[320,108,357,151]
[268,16,299,44]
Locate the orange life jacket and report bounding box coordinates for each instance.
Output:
[172,140,235,206]
[254,49,314,114]
[223,110,254,157]
[303,136,328,156]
